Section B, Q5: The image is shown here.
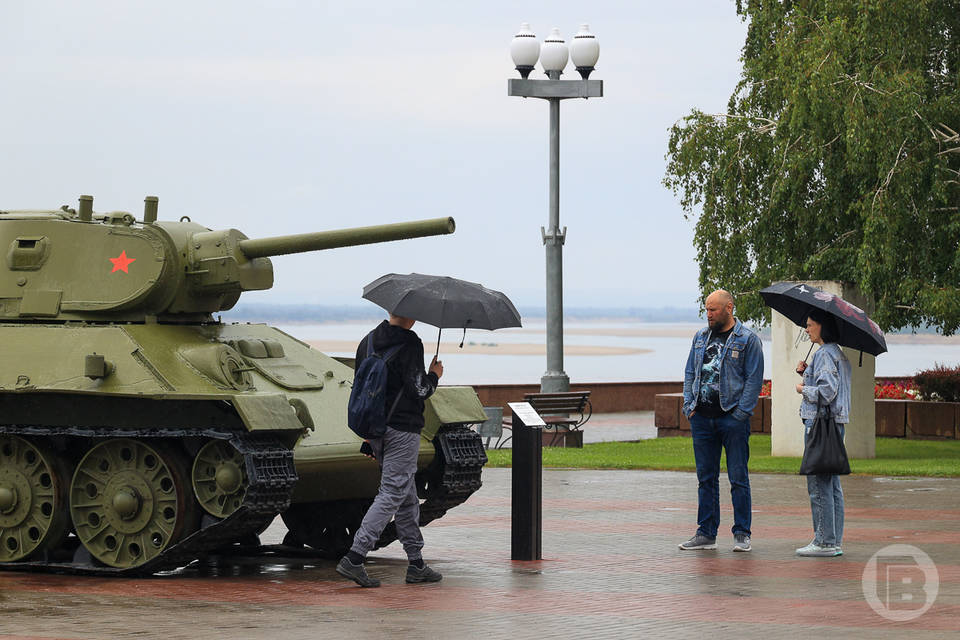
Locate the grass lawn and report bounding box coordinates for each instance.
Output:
[483,435,960,477]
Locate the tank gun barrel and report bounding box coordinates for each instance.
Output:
[238,217,456,259]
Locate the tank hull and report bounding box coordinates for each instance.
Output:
[0,322,487,574]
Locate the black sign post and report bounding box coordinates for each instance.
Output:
[509,401,545,560]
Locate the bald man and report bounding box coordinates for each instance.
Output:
[680,290,764,552]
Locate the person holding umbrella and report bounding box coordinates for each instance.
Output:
[759,281,887,556]
[336,313,444,587]
[794,308,851,557]
[337,273,520,587]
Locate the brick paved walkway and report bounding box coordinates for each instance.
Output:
[489,410,658,448]
[0,469,957,639]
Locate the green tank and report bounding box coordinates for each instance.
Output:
[0,195,488,575]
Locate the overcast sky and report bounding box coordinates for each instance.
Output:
[1,1,747,310]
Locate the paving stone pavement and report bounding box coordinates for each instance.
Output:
[0,468,957,639]
[487,410,658,448]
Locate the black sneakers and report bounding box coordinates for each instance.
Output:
[337,556,442,586]
[336,557,381,588]
[406,563,443,583]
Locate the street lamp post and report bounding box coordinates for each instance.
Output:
[508,23,603,393]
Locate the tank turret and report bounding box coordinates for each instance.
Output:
[0,195,455,321]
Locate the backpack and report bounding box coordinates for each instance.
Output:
[347,333,405,439]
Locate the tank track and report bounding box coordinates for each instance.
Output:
[282,425,486,556]
[0,425,297,576]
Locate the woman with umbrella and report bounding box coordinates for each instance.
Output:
[761,281,886,557]
[794,308,851,558]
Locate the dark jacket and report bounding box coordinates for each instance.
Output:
[355,320,438,434]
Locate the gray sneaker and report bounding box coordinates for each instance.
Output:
[796,543,841,557]
[406,563,443,583]
[733,533,752,552]
[336,557,381,587]
[678,534,717,550]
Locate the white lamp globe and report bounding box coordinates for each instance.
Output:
[570,24,599,78]
[511,22,540,78]
[540,27,569,74]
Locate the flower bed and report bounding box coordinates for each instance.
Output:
[759,380,918,399]
[875,380,918,399]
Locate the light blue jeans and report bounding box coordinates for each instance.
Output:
[803,418,845,547]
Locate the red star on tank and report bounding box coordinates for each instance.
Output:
[109,250,136,273]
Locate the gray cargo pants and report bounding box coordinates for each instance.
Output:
[350,426,424,561]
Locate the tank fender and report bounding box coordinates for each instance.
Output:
[232,392,307,433]
[422,386,487,441]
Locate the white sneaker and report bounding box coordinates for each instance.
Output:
[796,543,841,557]
[732,533,751,552]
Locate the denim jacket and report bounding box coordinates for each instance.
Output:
[799,342,851,423]
[682,319,765,422]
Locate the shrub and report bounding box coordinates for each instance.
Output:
[913,364,960,402]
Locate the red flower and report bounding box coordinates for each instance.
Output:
[874,381,916,399]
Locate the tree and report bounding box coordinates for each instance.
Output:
[664,0,960,332]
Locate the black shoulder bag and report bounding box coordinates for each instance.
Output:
[799,399,851,476]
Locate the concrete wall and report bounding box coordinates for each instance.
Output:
[473,381,682,419]
[657,395,958,440]
[770,280,876,458]
[473,377,911,418]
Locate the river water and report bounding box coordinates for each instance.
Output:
[268,320,960,386]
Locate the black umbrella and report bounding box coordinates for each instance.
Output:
[759,282,887,361]
[362,273,522,357]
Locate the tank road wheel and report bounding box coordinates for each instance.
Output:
[0,435,71,562]
[69,439,198,569]
[191,440,247,518]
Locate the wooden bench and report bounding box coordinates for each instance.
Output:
[523,391,592,447]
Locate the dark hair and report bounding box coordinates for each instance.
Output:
[805,308,839,344]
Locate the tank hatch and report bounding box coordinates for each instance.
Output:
[228,338,325,390]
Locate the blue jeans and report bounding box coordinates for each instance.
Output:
[803,419,845,547]
[690,413,752,538]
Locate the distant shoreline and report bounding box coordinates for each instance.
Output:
[244,316,960,351]
[306,340,652,356]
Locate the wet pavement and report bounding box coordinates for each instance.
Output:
[0,467,957,639]
[486,410,658,448]
[575,411,658,443]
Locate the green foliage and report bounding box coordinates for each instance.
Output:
[664,0,960,332]
[484,436,960,477]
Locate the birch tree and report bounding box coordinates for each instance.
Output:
[664,0,960,332]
